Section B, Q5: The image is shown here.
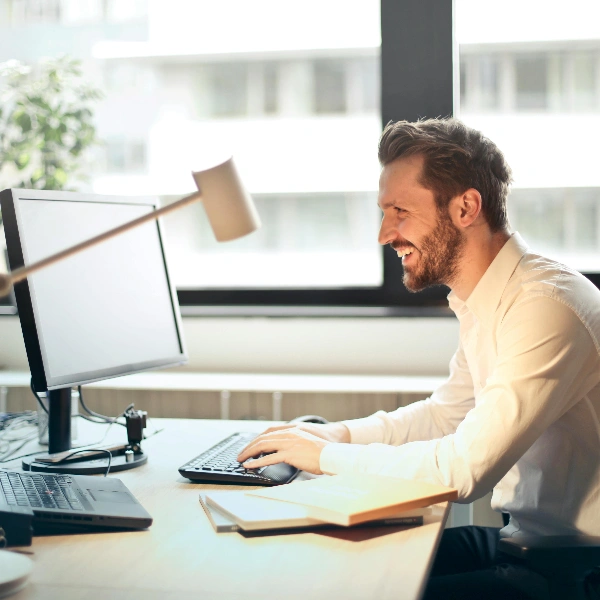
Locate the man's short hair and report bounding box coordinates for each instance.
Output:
[378,118,512,232]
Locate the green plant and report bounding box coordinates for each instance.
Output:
[0,55,103,225]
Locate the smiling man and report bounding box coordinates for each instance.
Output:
[238,118,600,599]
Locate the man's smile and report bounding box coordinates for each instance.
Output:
[393,245,417,264]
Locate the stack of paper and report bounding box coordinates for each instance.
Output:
[201,473,457,533]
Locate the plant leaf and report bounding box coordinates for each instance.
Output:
[12,109,32,133]
[16,152,30,169]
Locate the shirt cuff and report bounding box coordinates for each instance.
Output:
[320,443,364,475]
[341,413,388,445]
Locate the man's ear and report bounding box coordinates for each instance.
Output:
[450,188,482,229]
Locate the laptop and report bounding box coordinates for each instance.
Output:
[0,469,153,539]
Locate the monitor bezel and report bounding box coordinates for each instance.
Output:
[1,188,188,392]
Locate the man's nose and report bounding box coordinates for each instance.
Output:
[378,215,397,246]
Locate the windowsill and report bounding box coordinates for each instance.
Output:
[0,304,454,320]
[0,303,454,319]
[179,305,454,318]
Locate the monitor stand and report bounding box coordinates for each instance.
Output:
[21,450,148,475]
[22,388,148,475]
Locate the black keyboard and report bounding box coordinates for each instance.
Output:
[178,432,298,485]
[0,471,84,511]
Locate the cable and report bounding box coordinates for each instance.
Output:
[29,379,50,442]
[77,385,112,421]
[78,386,132,425]
[0,447,50,464]
[0,413,39,461]
[0,408,122,464]
[0,434,39,462]
[32,379,131,425]
[142,418,164,440]
[0,419,39,461]
[0,412,38,432]
[0,412,38,431]
[30,379,48,415]
[1,387,155,464]
[78,413,117,425]
[47,448,113,477]
[0,419,165,465]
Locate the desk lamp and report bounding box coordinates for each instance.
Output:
[0,156,260,298]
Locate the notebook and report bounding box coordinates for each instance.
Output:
[249,473,457,526]
[200,491,429,533]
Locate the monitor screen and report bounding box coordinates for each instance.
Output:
[1,189,187,392]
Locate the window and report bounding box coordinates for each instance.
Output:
[9,0,148,25]
[509,188,600,271]
[105,139,147,173]
[104,63,154,95]
[262,62,279,115]
[458,0,600,279]
[10,0,61,24]
[515,55,548,110]
[460,48,600,114]
[314,60,347,114]
[572,52,596,110]
[0,1,464,313]
[161,190,380,289]
[209,63,249,118]
[105,0,147,22]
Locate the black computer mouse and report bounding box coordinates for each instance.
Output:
[288,414,329,424]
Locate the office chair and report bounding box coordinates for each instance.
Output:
[498,534,600,600]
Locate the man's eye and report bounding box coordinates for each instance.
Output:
[394,207,406,213]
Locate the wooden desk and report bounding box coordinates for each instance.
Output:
[10,418,449,600]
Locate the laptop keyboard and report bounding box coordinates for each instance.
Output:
[0,471,84,511]
[179,432,298,485]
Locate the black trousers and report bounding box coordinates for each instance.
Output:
[422,526,550,600]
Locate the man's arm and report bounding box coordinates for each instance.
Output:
[237,423,349,474]
[239,296,600,499]
[238,340,476,473]
[321,296,600,499]
[343,340,475,447]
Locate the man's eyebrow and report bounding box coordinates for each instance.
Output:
[379,196,406,209]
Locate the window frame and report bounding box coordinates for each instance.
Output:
[5,1,596,317]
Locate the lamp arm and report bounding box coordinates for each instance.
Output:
[0,191,203,297]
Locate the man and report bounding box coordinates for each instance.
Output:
[237,118,600,599]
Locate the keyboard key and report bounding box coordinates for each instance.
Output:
[0,472,85,514]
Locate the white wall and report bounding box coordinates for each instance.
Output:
[0,315,458,376]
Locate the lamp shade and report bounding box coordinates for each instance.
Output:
[193,157,261,242]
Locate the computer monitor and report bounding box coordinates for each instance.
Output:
[0,188,187,471]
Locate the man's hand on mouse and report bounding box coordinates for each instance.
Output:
[236,422,350,475]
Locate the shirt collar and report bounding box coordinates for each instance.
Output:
[447,232,529,325]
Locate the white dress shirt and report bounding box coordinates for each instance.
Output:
[320,233,600,537]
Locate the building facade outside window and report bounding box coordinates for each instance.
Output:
[457,0,600,275]
[0,0,384,294]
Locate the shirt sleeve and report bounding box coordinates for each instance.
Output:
[341,338,476,446]
[320,296,600,502]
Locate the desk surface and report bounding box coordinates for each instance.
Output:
[10,418,448,600]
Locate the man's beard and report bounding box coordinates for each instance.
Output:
[403,209,466,293]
